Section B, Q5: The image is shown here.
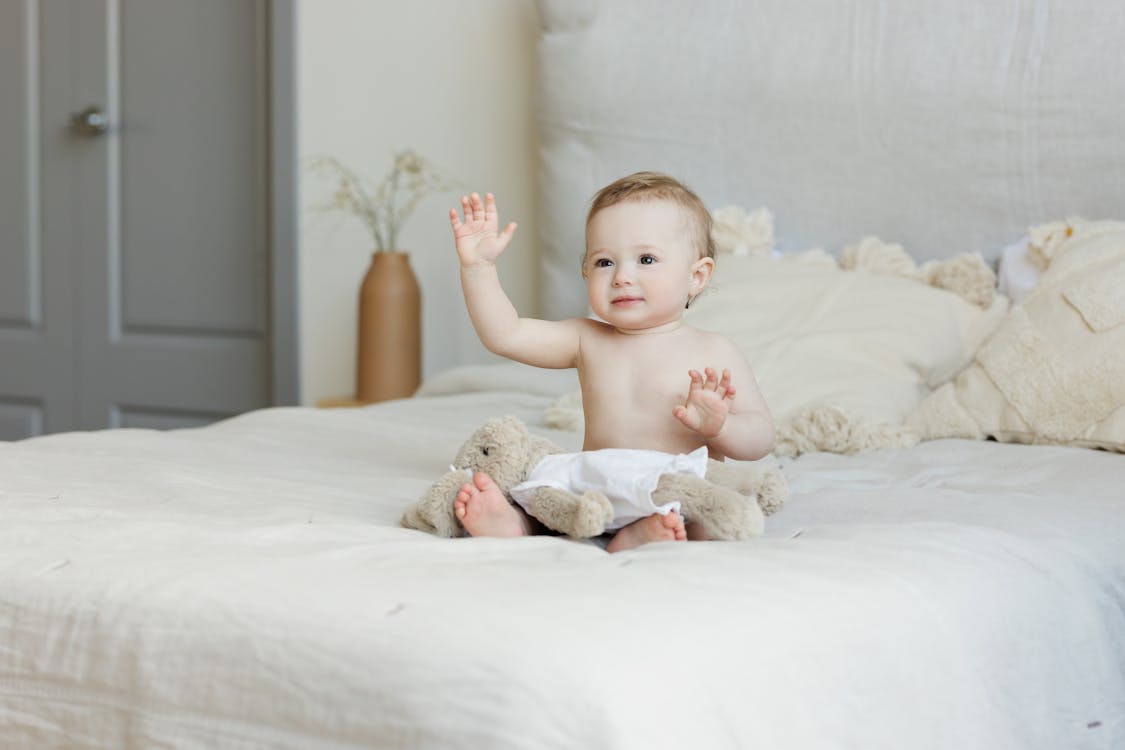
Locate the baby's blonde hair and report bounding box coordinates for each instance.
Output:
[585,171,715,262]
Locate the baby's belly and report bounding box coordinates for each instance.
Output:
[583,413,705,456]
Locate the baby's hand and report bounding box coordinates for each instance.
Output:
[673,367,736,438]
[450,192,517,268]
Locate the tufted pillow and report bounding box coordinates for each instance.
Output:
[685,252,1008,427]
[910,220,1125,451]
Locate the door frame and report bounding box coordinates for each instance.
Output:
[269,0,299,405]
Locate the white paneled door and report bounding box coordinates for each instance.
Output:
[0,0,294,439]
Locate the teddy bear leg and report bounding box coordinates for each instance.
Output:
[654,474,764,541]
[705,459,789,516]
[400,468,473,538]
[524,486,614,538]
[746,464,788,516]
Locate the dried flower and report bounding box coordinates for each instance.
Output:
[308,150,458,251]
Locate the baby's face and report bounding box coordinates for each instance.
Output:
[584,199,712,332]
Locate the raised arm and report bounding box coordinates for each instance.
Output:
[451,192,580,369]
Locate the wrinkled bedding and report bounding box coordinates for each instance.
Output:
[1,368,1123,749]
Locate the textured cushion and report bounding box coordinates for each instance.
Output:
[911,220,1125,451]
[684,253,1008,426]
[537,0,1125,320]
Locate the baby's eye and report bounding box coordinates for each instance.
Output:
[594,258,613,268]
[639,254,657,265]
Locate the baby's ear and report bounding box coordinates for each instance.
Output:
[690,256,715,293]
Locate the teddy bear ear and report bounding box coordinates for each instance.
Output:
[497,415,529,435]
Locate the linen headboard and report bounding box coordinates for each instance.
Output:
[535,0,1125,319]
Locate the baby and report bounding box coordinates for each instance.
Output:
[450,172,775,552]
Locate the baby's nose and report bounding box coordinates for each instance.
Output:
[612,267,633,285]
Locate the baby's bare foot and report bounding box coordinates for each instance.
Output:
[606,511,687,553]
[455,471,532,538]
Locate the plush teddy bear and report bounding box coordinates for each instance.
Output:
[401,415,787,541]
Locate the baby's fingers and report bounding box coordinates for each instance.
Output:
[471,192,488,222]
[672,404,698,431]
[458,194,474,223]
[716,368,732,397]
[495,221,518,252]
[703,367,719,391]
[686,369,704,394]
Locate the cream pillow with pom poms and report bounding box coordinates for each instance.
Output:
[685,250,1007,432]
[911,219,1125,451]
[711,205,774,257]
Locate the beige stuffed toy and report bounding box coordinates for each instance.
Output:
[401,415,787,541]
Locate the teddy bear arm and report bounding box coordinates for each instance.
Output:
[655,474,764,541]
[705,459,789,516]
[749,466,789,516]
[523,486,614,538]
[401,468,473,538]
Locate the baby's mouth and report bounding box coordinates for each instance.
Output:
[611,296,643,306]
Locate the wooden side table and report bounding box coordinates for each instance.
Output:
[315,397,371,408]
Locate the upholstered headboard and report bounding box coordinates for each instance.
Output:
[535,0,1125,318]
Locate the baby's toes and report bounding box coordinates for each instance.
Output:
[661,511,684,531]
[455,486,475,516]
[472,471,497,493]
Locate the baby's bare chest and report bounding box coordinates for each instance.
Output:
[578,333,711,435]
[584,354,687,408]
[575,325,737,451]
[579,358,696,451]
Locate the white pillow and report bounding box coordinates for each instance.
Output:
[685,254,1008,426]
[911,220,1125,451]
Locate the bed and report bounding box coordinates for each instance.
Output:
[4,1,1125,748]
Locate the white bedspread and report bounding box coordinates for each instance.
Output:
[1,372,1123,749]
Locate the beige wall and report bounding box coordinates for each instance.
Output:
[297,0,539,405]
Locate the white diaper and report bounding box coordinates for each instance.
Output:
[509,447,708,531]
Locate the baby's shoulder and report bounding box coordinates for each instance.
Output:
[684,326,755,371]
[683,324,740,352]
[572,317,617,340]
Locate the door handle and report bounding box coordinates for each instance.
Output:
[69,106,109,135]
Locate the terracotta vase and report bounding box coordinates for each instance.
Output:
[356,251,421,402]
